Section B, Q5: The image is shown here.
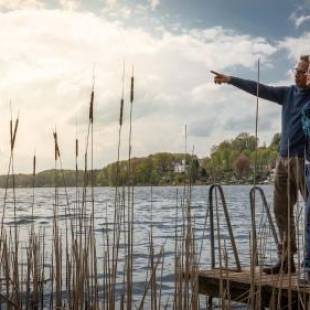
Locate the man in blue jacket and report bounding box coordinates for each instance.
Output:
[212,55,310,274]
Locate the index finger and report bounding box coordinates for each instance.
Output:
[210,70,221,76]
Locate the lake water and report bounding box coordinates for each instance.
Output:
[0,185,305,308]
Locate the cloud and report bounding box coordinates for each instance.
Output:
[279,32,310,60]
[149,0,159,10]
[0,8,283,172]
[0,0,43,10]
[223,108,278,132]
[105,0,118,8]
[58,0,80,10]
[293,15,310,28]
[188,84,281,143]
[101,1,134,19]
[289,4,310,28]
[103,0,158,15]
[189,119,217,138]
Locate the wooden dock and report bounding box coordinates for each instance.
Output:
[198,267,310,308]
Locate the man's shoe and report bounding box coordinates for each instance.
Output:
[262,257,296,275]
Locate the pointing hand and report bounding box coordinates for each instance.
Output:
[211,70,231,84]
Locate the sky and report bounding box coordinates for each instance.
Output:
[0,0,309,173]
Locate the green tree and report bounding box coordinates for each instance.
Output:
[234,153,250,179]
[270,133,281,151]
[152,153,174,174]
[232,132,257,152]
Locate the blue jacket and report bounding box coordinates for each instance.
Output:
[229,76,310,157]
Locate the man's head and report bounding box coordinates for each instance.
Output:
[295,55,310,88]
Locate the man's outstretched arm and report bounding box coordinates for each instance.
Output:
[211,71,288,104]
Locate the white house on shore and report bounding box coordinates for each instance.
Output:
[173,159,186,173]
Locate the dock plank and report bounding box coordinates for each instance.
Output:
[198,267,310,308]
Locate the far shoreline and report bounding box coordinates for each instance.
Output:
[0,182,273,189]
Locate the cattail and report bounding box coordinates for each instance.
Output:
[130,75,134,103]
[33,155,36,177]
[12,118,19,150]
[10,117,19,151]
[53,132,60,160]
[119,98,124,126]
[89,90,94,123]
[53,132,57,160]
[75,139,79,158]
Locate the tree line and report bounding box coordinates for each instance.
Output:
[200,132,280,183]
[0,132,280,187]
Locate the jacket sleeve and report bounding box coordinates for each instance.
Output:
[229,76,288,104]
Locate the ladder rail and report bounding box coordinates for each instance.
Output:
[209,184,241,271]
[249,185,279,266]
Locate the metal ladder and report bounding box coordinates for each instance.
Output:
[249,186,279,266]
[209,184,241,271]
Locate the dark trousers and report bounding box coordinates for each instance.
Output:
[273,157,306,255]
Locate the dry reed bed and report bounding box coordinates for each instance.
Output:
[0,70,200,309]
